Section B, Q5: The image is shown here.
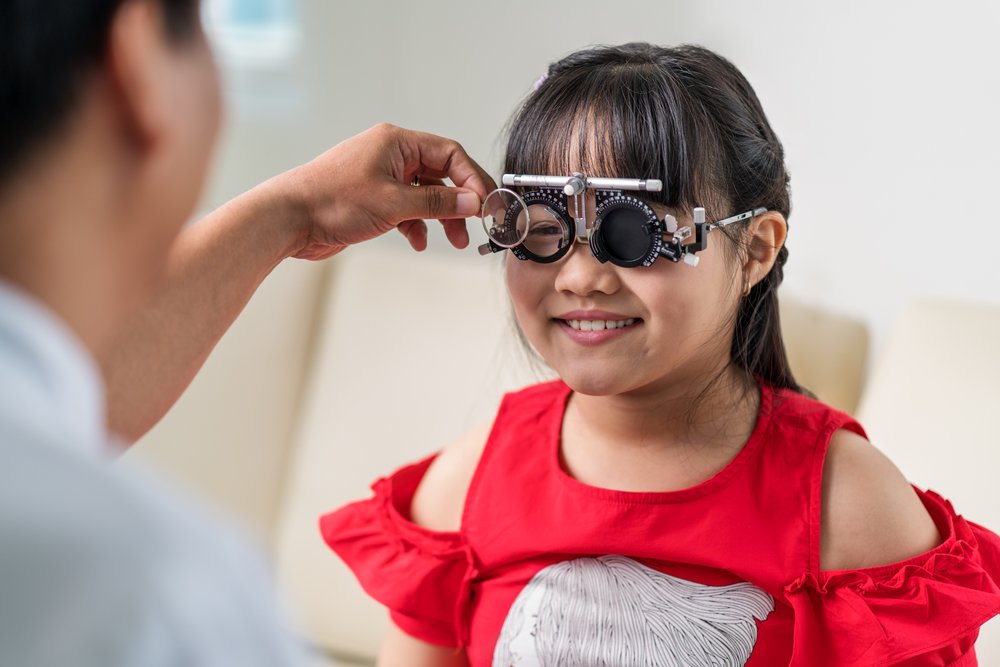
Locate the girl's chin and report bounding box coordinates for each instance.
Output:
[555,369,638,397]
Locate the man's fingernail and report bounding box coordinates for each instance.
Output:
[456,192,479,216]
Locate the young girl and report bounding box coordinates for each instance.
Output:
[321,43,1000,666]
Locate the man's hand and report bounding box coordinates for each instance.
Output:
[278,123,496,260]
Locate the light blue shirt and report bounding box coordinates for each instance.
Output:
[0,281,311,666]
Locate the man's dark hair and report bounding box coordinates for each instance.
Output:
[0,0,199,188]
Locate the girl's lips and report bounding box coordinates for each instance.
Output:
[563,317,636,331]
[554,315,642,345]
[556,310,635,322]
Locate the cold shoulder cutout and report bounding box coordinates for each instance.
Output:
[410,420,493,533]
[820,428,942,571]
[320,456,478,647]
[785,489,1000,666]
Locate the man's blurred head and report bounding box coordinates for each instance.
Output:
[0,0,222,354]
[1,0,203,187]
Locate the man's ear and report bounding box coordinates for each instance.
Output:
[104,0,172,153]
[743,211,787,288]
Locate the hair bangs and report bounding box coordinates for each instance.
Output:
[503,59,729,218]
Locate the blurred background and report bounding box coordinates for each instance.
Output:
[201,0,999,347]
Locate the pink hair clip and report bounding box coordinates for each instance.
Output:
[533,73,549,91]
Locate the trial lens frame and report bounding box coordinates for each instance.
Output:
[478,172,767,268]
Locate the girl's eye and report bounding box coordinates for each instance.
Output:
[528,221,563,236]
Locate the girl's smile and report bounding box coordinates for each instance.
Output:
[555,310,641,345]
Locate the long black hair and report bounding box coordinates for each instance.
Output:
[503,42,803,395]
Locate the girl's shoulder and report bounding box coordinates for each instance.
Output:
[411,380,567,533]
[820,427,941,570]
[758,386,941,570]
[788,429,1000,665]
[409,418,493,533]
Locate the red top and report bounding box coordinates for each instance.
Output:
[321,381,1000,666]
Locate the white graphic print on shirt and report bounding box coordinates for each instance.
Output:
[492,555,774,667]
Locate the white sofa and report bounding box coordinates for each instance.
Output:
[128,241,1000,665]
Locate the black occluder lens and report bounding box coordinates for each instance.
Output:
[601,208,649,261]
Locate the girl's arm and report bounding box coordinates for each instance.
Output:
[377,622,468,667]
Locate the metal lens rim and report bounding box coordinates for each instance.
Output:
[480,187,530,249]
[521,203,574,261]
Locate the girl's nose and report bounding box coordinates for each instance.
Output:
[553,242,622,296]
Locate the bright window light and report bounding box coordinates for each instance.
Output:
[203,0,301,70]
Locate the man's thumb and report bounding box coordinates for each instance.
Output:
[403,185,481,221]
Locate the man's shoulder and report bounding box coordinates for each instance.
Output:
[1,425,262,577]
[0,430,307,666]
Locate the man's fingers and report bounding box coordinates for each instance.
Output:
[397,219,428,251]
[402,176,473,249]
[441,219,471,249]
[413,176,446,188]
[397,129,497,201]
[399,215,469,250]
[396,184,481,223]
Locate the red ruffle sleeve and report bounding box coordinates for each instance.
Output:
[319,456,478,647]
[785,489,1000,666]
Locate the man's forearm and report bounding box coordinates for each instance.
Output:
[103,177,305,443]
[102,124,491,444]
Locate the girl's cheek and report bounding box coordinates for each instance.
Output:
[506,262,541,307]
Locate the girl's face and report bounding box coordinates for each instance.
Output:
[506,203,743,398]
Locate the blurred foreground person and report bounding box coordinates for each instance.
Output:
[0,0,491,664]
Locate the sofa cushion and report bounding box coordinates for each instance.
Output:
[273,245,542,658]
[855,298,1000,659]
[129,259,329,542]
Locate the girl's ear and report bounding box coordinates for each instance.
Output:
[743,211,787,288]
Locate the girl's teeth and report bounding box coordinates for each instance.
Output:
[566,318,636,331]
